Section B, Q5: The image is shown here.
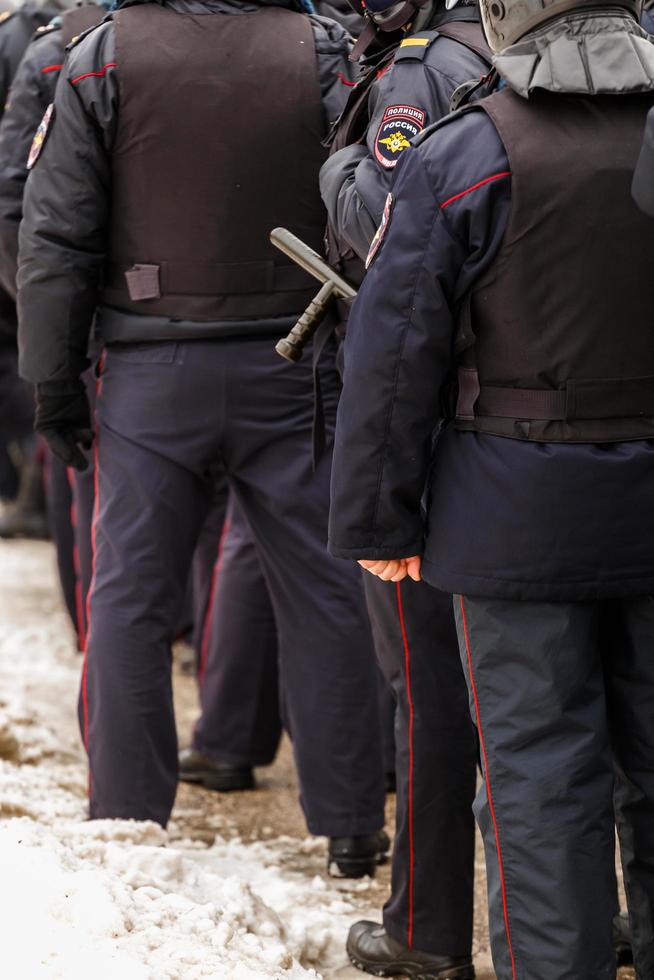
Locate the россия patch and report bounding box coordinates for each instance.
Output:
[374,105,426,170]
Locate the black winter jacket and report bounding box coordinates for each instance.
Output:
[329,108,654,601]
[17,0,356,382]
[0,1,57,344]
[0,22,64,299]
[319,4,489,260]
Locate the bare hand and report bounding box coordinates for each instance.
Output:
[358,556,422,583]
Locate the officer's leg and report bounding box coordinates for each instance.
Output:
[225,339,385,838]
[377,667,396,789]
[606,596,654,978]
[454,596,616,980]
[191,478,230,665]
[44,454,78,638]
[68,365,100,648]
[0,344,48,539]
[365,577,476,957]
[85,345,213,826]
[191,498,282,771]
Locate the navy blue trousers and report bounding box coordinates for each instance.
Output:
[455,595,654,980]
[84,337,385,833]
[193,496,282,767]
[193,496,397,774]
[365,576,477,956]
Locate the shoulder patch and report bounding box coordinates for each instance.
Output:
[374,104,425,170]
[366,192,394,269]
[0,10,13,26]
[27,103,54,170]
[393,31,438,61]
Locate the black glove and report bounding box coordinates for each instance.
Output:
[35,380,93,472]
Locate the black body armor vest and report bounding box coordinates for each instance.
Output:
[456,87,654,443]
[103,5,328,322]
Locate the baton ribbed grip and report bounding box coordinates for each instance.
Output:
[275,282,335,363]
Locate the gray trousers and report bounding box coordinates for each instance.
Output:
[455,595,654,980]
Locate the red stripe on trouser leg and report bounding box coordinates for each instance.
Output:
[396,581,415,949]
[66,467,86,650]
[197,519,231,686]
[82,355,104,792]
[459,596,517,980]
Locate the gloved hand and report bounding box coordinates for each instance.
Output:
[35,380,93,472]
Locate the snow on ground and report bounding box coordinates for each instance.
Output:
[0,541,379,979]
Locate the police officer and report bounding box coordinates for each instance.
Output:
[329,0,654,973]
[181,0,397,799]
[0,0,61,539]
[17,0,389,878]
[321,1,488,975]
[0,2,107,642]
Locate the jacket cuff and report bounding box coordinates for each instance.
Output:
[328,538,424,561]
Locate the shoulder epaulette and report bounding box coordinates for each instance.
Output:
[393,31,439,63]
[33,21,60,41]
[67,19,105,50]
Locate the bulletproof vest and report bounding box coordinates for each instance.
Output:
[326,20,490,284]
[455,87,654,444]
[60,4,103,47]
[103,4,327,321]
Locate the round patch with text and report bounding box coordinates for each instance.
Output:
[374,105,426,170]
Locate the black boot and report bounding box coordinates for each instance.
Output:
[0,461,49,540]
[328,830,390,878]
[178,747,255,792]
[347,922,475,979]
[613,912,633,968]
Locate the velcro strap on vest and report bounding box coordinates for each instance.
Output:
[456,368,654,422]
[113,260,311,301]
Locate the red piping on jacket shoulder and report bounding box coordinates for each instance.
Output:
[440,170,511,211]
[71,62,117,85]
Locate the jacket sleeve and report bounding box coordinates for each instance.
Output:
[319,37,480,260]
[0,15,34,121]
[328,111,511,559]
[0,31,61,299]
[17,23,117,384]
[309,13,357,127]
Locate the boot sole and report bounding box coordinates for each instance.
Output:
[179,770,255,793]
[347,947,475,980]
[328,856,379,879]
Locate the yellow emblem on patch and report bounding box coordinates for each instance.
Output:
[374,104,426,170]
[379,130,411,155]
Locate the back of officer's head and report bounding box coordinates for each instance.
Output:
[348,0,472,33]
[479,0,641,52]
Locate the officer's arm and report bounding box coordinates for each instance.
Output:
[329,112,511,559]
[17,23,116,385]
[309,14,358,126]
[320,54,451,259]
[633,106,654,216]
[0,33,60,298]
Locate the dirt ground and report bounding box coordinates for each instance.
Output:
[171,649,636,980]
